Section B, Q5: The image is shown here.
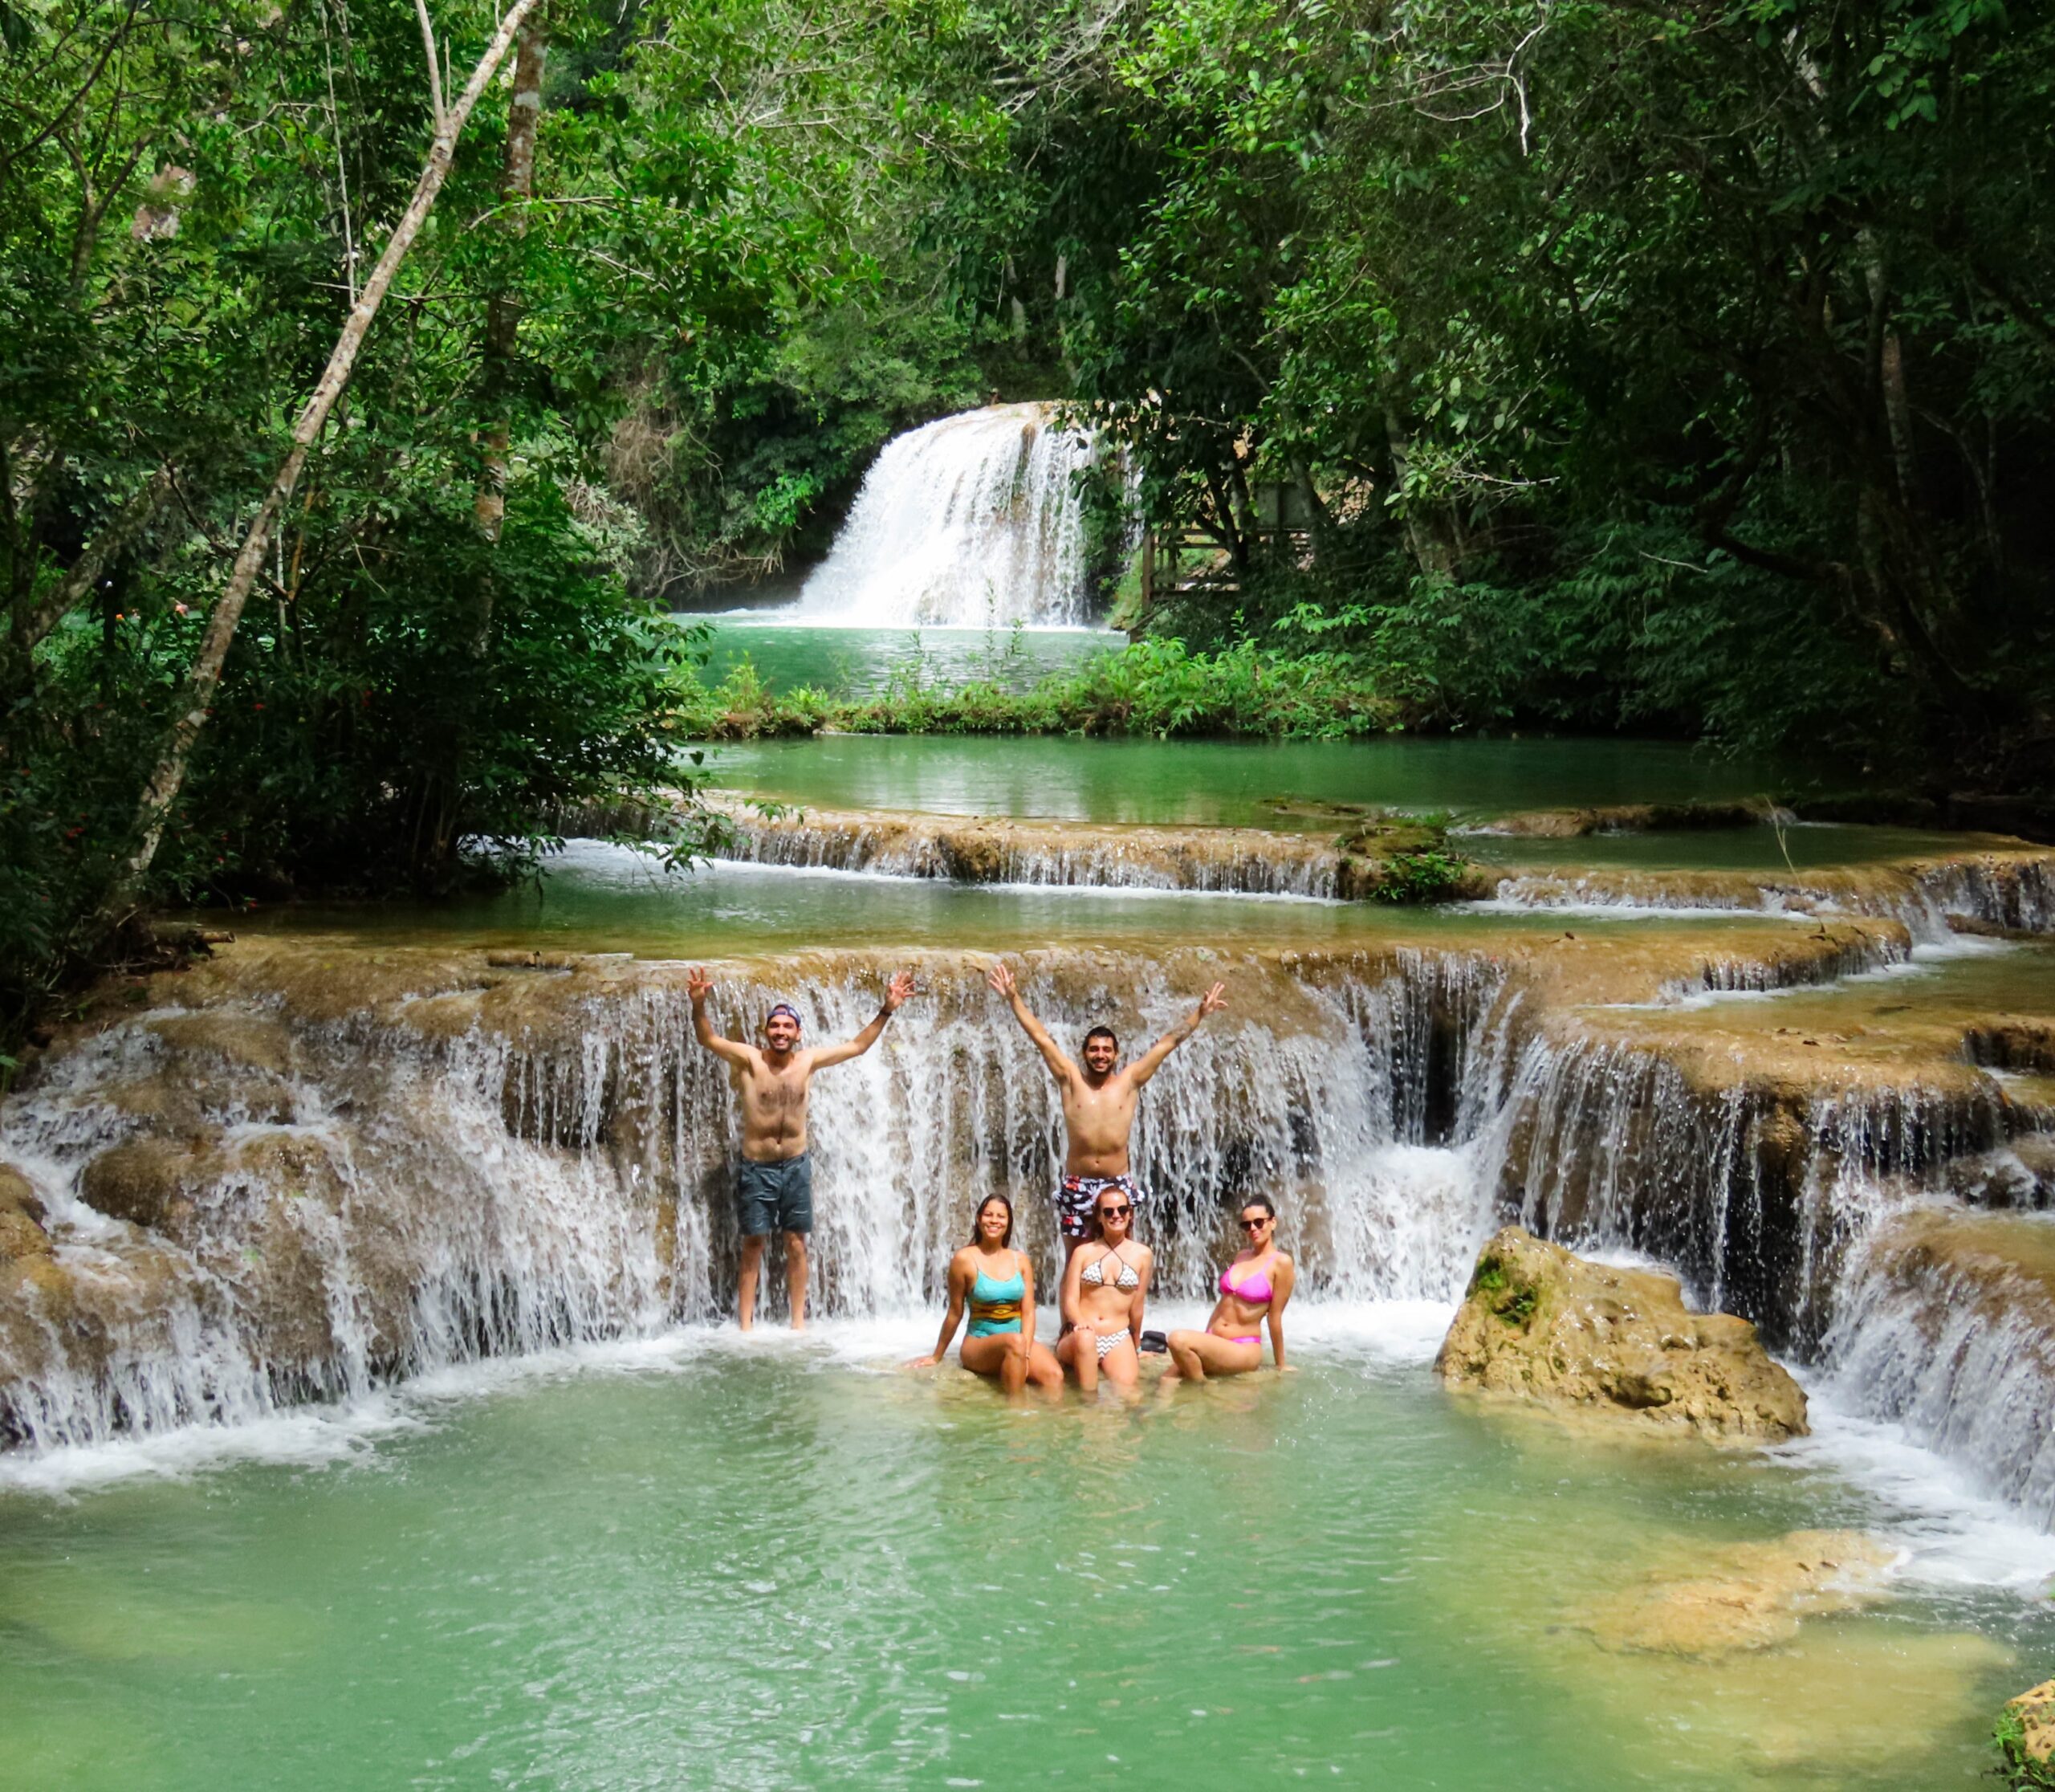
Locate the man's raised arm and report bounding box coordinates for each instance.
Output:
[1128,982,1227,1086]
[687,967,753,1066]
[809,969,918,1069]
[987,961,1073,1080]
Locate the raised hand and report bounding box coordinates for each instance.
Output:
[687,966,714,1005]
[884,969,918,1012]
[985,961,1017,1000]
[1197,981,1227,1020]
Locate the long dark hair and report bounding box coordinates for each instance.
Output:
[969,1194,1015,1248]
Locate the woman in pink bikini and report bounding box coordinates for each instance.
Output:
[1165,1193,1295,1380]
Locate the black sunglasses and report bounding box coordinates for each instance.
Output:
[1239,1216,1272,1231]
[1098,1203,1133,1219]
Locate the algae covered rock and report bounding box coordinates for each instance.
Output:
[1435,1226,1809,1442]
[2001,1680,2055,1788]
[1585,1529,1894,1657]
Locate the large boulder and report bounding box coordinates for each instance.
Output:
[1435,1226,1809,1442]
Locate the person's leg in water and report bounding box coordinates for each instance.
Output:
[1058,1321,1101,1391]
[778,1155,813,1331]
[962,1331,1029,1395]
[1095,1328,1141,1390]
[783,1230,808,1331]
[1164,1330,1263,1382]
[738,1233,767,1331]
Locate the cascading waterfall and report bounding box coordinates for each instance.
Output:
[0,949,1507,1449]
[795,403,1101,627]
[1483,853,2055,943]
[6,935,2055,1536]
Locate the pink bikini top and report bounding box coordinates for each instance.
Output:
[1220,1256,1276,1306]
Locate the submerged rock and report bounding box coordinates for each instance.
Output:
[1585,1529,1896,1656]
[1435,1227,1809,1441]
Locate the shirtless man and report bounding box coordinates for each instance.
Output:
[985,962,1227,1254]
[688,967,917,1330]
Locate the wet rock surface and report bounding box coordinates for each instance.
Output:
[703,798,1493,902]
[1435,1226,1809,1441]
[2005,1680,2055,1773]
[1583,1529,1896,1656]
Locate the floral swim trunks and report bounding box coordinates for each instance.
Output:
[1052,1172,1147,1241]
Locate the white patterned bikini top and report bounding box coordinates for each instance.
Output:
[1080,1249,1141,1292]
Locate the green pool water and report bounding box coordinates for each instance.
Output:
[703,734,1804,830]
[696,620,1121,696]
[233,840,1814,959]
[2,1328,2045,1792]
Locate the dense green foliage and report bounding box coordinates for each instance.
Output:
[1016,0,2055,780]
[5,0,2054,1045]
[674,634,1399,738]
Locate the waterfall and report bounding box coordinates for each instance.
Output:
[0,948,1507,1449]
[796,403,1100,627]
[1820,1208,2055,1528]
[6,934,2054,1536]
[1480,851,2055,943]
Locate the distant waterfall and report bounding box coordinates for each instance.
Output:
[796,403,1099,627]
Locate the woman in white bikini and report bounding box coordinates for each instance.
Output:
[1057,1185,1153,1391]
[1164,1193,1294,1380]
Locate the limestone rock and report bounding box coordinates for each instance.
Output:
[2007,1679,2055,1758]
[0,1163,50,1264]
[1435,1226,1809,1442]
[1585,1529,1895,1656]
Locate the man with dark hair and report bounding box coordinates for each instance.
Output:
[688,967,917,1330]
[986,961,1227,1254]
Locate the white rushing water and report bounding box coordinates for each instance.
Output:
[5,941,2054,1544]
[796,403,1101,626]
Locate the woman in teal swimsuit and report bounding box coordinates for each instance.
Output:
[1165,1193,1295,1381]
[906,1195,1062,1395]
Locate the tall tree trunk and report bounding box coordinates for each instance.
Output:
[1381,403,1452,579]
[98,0,544,927]
[474,18,548,547]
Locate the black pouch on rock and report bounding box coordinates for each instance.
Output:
[1139,1330,1168,1354]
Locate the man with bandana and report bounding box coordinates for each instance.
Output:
[688,967,918,1330]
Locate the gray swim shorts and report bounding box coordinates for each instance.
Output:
[736,1154,812,1236]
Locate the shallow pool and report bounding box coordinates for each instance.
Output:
[1,1316,2045,1791]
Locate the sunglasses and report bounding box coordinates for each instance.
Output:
[1098,1203,1133,1220]
[1239,1216,1272,1231]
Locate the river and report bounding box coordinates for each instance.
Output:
[3,677,2053,1786]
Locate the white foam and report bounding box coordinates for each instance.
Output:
[1777,1375,2055,1591]
[0,1398,421,1498]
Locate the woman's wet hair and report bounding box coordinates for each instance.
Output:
[1083,1024,1118,1050]
[970,1193,1015,1248]
[1238,1193,1278,1220]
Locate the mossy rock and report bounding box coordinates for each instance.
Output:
[1330,812,1483,903]
[2000,1682,2055,1789]
[1436,1226,1809,1443]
